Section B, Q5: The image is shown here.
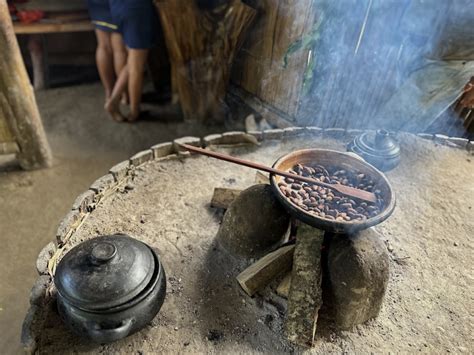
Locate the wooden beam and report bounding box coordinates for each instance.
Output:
[0,3,52,169]
[13,20,93,34]
[210,187,242,209]
[285,224,324,347]
[236,244,295,297]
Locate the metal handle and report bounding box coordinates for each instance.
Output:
[87,318,133,343]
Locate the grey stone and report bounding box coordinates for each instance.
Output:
[446,137,468,148]
[56,210,81,245]
[304,126,323,136]
[216,184,290,258]
[90,173,115,193]
[29,275,51,306]
[130,149,154,167]
[151,142,174,158]
[173,136,201,155]
[283,127,305,139]
[21,305,40,354]
[417,133,434,140]
[247,130,263,141]
[345,128,364,135]
[263,129,285,140]
[324,128,347,139]
[327,228,389,330]
[221,131,251,144]
[203,134,223,146]
[36,242,55,275]
[109,160,130,181]
[434,134,449,144]
[71,189,96,212]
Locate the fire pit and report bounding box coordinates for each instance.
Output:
[22,128,474,353]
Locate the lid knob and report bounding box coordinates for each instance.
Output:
[91,242,117,263]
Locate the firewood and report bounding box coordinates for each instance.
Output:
[210,187,242,209]
[236,244,295,296]
[255,171,270,184]
[276,272,292,298]
[285,224,324,347]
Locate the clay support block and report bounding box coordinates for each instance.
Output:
[276,272,292,298]
[130,149,154,167]
[217,184,290,258]
[210,187,242,209]
[237,244,295,296]
[36,242,55,275]
[327,228,389,330]
[71,190,96,213]
[285,224,324,347]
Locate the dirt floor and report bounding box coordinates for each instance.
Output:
[33,134,473,353]
[0,83,243,355]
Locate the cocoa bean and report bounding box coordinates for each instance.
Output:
[292,183,302,190]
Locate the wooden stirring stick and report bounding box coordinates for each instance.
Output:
[180,143,377,203]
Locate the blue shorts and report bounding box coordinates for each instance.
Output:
[110,0,159,49]
[87,0,118,32]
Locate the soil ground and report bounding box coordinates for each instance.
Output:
[34,134,473,354]
[0,83,243,354]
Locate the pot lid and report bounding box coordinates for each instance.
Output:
[348,129,400,158]
[54,234,155,311]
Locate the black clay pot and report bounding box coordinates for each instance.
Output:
[54,234,166,343]
[347,129,400,172]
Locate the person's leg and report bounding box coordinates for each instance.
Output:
[110,32,128,104]
[94,29,115,99]
[127,48,149,121]
[105,61,129,122]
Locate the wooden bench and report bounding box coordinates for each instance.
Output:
[13,20,94,90]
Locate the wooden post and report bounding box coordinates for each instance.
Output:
[285,224,324,347]
[155,0,256,122]
[0,3,52,169]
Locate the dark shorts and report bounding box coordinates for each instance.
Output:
[110,0,159,49]
[87,0,118,32]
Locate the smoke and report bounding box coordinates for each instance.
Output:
[295,0,474,137]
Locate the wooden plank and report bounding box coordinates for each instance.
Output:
[237,244,295,296]
[285,224,324,347]
[13,20,93,34]
[210,187,242,209]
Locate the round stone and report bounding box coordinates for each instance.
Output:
[216,184,290,258]
[327,227,389,330]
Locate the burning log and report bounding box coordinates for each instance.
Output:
[236,244,294,297]
[285,224,324,347]
[210,187,242,209]
[155,0,256,122]
[0,3,52,169]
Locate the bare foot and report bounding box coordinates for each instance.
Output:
[105,97,126,122]
[127,110,140,122]
[121,93,129,106]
